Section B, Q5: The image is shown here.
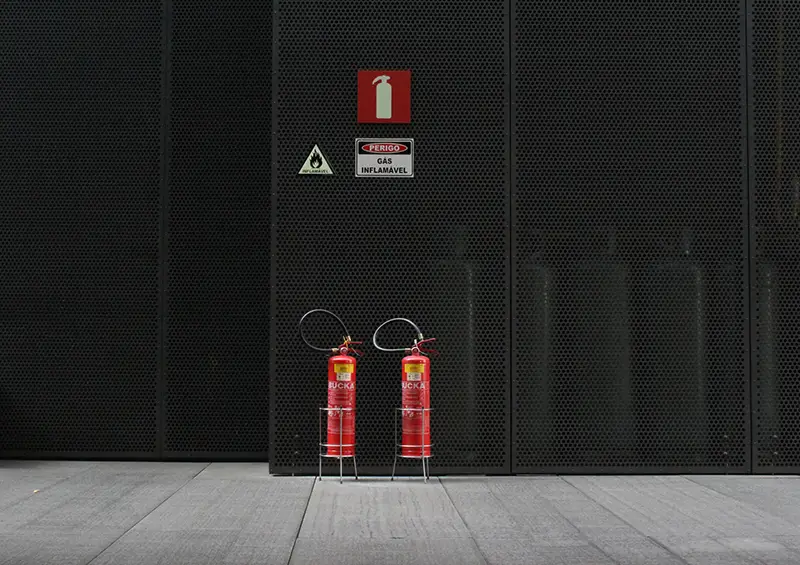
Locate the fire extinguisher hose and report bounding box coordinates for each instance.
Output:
[299,309,362,356]
[373,318,438,356]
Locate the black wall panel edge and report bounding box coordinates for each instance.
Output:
[158,0,172,460]
[505,0,517,473]
[163,451,266,462]
[268,0,279,470]
[746,0,757,474]
[751,0,800,473]
[0,452,160,462]
[743,0,755,475]
[509,0,518,476]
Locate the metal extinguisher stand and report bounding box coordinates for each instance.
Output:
[318,407,358,484]
[392,407,433,482]
[373,318,438,483]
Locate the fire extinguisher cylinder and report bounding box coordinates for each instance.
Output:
[401,352,431,457]
[327,350,357,457]
[300,309,363,462]
[374,318,439,469]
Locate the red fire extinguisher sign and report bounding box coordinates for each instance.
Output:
[358,70,411,123]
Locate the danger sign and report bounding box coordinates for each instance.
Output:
[358,70,411,123]
[355,139,414,177]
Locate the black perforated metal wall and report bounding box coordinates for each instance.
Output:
[512,2,750,472]
[166,0,271,458]
[2,1,796,473]
[271,0,509,474]
[752,0,800,473]
[0,1,162,456]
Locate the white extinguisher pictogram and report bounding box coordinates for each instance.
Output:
[372,75,392,119]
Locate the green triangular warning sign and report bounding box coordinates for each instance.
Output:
[298,145,334,175]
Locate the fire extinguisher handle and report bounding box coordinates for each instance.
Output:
[416,337,440,357]
[344,339,364,358]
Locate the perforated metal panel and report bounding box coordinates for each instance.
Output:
[513,2,749,472]
[0,1,161,456]
[271,0,509,474]
[166,0,271,457]
[752,0,800,473]
[2,0,793,471]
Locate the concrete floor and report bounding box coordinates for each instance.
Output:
[1,463,800,565]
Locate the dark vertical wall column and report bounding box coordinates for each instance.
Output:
[512,2,749,472]
[271,0,509,474]
[0,1,162,456]
[165,1,271,458]
[751,0,800,472]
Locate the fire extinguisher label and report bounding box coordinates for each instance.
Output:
[334,363,354,373]
[406,372,421,382]
[405,364,424,374]
[336,373,352,382]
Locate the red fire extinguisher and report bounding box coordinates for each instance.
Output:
[299,310,362,481]
[373,318,438,479]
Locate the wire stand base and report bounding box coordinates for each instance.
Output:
[391,407,433,483]
[319,407,358,484]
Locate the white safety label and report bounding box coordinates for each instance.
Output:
[355,139,414,178]
[299,144,334,175]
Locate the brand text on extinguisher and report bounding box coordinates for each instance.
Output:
[329,382,355,390]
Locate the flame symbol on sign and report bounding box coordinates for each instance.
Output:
[310,151,322,169]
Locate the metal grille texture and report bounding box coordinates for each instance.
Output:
[166,0,271,457]
[752,0,800,472]
[513,2,749,472]
[271,0,509,474]
[1,0,797,473]
[0,1,162,455]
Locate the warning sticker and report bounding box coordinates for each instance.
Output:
[299,144,334,175]
[334,363,354,373]
[355,139,413,178]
